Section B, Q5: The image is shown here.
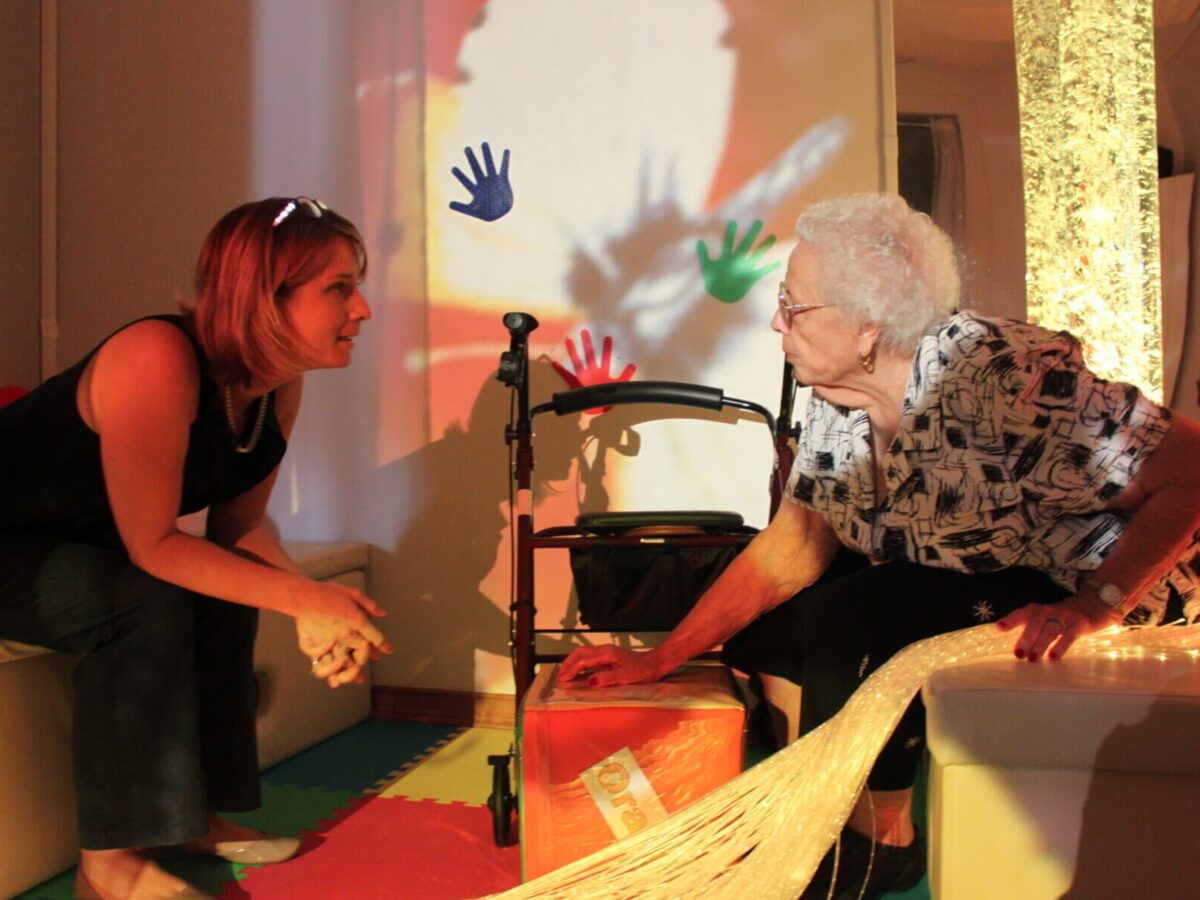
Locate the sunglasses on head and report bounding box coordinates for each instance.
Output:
[272,196,328,228]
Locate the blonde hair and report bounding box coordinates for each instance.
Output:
[184,197,367,387]
[796,193,960,351]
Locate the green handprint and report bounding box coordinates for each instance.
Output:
[696,219,780,303]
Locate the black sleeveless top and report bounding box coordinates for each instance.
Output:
[0,315,286,548]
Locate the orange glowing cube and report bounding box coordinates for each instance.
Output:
[518,662,745,880]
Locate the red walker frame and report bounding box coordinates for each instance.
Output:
[488,311,797,845]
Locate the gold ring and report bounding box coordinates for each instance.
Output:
[1045,617,1065,631]
[311,657,321,670]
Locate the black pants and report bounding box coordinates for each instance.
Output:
[0,533,261,849]
[722,549,1068,790]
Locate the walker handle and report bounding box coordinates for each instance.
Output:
[540,381,725,416]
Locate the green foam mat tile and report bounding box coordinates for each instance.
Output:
[225,780,358,840]
[14,868,73,900]
[263,720,460,792]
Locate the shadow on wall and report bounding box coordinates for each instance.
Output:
[365,358,752,688]
[1064,671,1200,898]
[280,347,755,692]
[369,361,584,686]
[568,118,850,387]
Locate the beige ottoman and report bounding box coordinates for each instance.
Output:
[0,643,77,899]
[0,540,372,898]
[923,652,1200,899]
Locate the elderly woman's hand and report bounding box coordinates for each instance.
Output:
[996,597,1121,662]
[558,644,671,687]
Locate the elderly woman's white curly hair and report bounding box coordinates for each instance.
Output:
[795,193,961,352]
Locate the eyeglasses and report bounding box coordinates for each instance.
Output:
[272,196,328,228]
[777,281,827,326]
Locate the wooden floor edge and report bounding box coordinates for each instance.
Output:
[372,684,516,729]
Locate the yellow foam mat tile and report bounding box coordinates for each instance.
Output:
[377,726,514,805]
[366,727,465,795]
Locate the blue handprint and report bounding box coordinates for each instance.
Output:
[449,142,513,222]
[696,219,780,303]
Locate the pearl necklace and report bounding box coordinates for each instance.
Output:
[222,385,269,454]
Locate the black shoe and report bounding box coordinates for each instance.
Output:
[747,695,781,752]
[800,826,925,899]
[744,673,783,752]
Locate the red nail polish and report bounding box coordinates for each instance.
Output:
[1049,651,1059,660]
[1015,649,1025,659]
[1028,652,1038,662]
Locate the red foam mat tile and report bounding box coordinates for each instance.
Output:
[222,794,520,899]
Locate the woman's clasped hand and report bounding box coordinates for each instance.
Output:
[296,577,392,686]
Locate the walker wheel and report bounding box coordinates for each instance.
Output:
[487,751,516,846]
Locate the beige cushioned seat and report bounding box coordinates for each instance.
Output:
[0,540,372,898]
[923,651,1200,899]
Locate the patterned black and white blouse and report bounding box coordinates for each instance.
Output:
[786,311,1200,625]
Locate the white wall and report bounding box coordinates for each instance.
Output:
[31,1,1199,700]
[895,57,1027,320]
[38,1,882,697]
[254,0,895,694]
[55,0,254,365]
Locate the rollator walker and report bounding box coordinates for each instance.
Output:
[486,311,797,847]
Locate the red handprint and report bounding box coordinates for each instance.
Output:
[551,329,637,413]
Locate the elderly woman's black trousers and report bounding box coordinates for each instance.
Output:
[0,533,261,849]
[721,549,1069,790]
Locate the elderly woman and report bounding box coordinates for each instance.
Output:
[0,197,390,900]
[560,193,1200,899]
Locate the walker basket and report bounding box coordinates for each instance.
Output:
[568,511,755,630]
